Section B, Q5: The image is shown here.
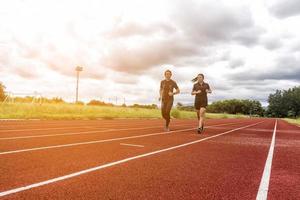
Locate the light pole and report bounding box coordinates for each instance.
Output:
[75,66,83,103]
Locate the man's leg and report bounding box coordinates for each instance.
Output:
[165,100,173,130]
[161,100,168,131]
[161,100,168,119]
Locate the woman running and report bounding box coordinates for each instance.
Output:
[191,73,212,134]
[159,70,180,131]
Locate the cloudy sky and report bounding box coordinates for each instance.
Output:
[0,0,299,105]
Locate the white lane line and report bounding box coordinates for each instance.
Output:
[0,119,157,127]
[0,120,168,132]
[0,119,29,121]
[256,119,277,200]
[0,121,241,140]
[0,128,194,155]
[0,122,250,155]
[0,121,262,197]
[0,126,103,133]
[0,122,157,132]
[0,124,184,140]
[208,127,276,133]
[0,129,114,140]
[120,143,144,148]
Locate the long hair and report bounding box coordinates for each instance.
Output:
[192,73,204,82]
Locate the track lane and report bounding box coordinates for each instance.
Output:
[0,119,228,138]
[267,119,300,200]
[0,119,235,131]
[0,121,258,193]
[0,120,265,199]
[0,119,253,151]
[0,120,254,154]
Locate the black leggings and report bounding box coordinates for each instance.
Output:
[161,99,173,127]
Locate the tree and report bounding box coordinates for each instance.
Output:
[267,86,300,118]
[0,82,6,101]
[267,90,285,117]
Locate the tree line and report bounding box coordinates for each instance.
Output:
[177,99,264,116]
[177,86,300,118]
[1,82,299,117]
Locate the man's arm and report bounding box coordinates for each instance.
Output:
[159,81,163,101]
[159,88,163,101]
[174,88,180,95]
[169,82,180,96]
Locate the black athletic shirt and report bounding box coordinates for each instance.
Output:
[160,79,179,101]
[192,82,210,101]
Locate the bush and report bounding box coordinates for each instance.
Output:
[171,109,181,119]
[76,101,85,105]
[87,100,113,106]
[130,104,158,109]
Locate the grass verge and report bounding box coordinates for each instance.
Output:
[284,118,300,126]
[0,103,249,120]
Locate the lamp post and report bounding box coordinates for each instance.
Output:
[75,66,83,103]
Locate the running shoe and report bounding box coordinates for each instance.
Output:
[197,127,203,134]
[165,126,170,132]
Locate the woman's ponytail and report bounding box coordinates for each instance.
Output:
[191,73,204,82]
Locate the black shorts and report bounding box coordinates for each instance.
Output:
[194,98,207,110]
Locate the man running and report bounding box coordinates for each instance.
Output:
[191,73,212,134]
[159,70,180,131]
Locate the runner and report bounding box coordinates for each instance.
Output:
[159,70,180,131]
[191,73,212,134]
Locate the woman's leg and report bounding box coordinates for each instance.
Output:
[196,110,200,121]
[199,107,206,128]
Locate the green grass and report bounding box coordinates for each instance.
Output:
[284,118,300,126]
[0,103,249,120]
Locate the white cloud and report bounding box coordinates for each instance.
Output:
[267,0,300,18]
[0,0,299,105]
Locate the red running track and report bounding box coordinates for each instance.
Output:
[0,118,299,199]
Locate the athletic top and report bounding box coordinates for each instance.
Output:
[160,79,179,101]
[192,82,210,101]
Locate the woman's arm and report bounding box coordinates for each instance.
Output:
[191,90,201,95]
[206,89,212,94]
[191,84,200,95]
[206,84,212,94]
